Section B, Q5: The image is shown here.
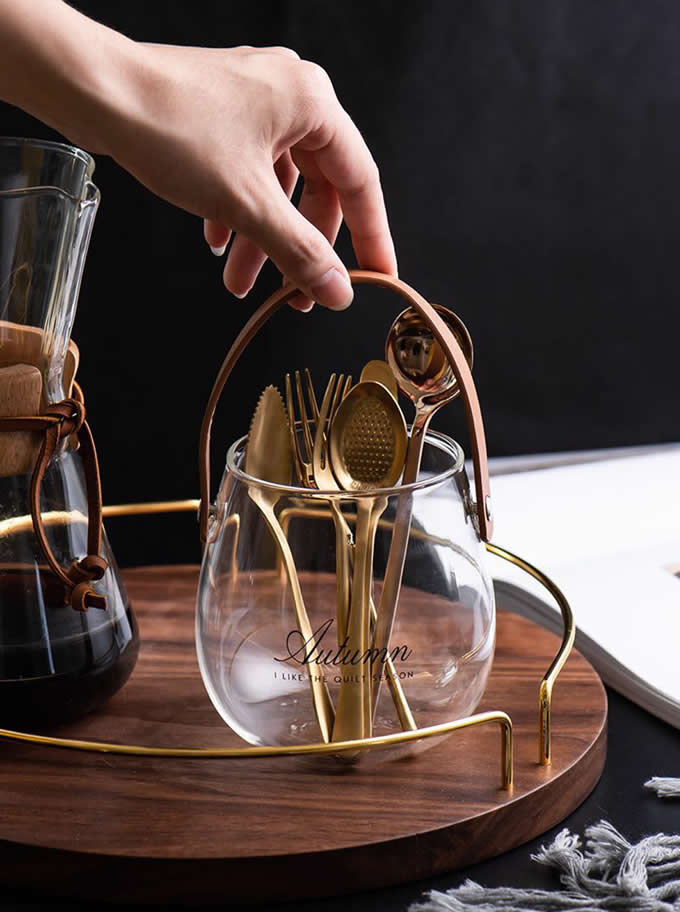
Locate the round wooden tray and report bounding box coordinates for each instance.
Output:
[0,566,607,904]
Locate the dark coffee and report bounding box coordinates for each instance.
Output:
[0,567,138,728]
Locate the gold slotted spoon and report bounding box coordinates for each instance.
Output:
[328,381,407,742]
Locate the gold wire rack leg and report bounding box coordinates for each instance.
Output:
[0,497,577,788]
[102,500,201,517]
[0,711,513,789]
[485,543,575,766]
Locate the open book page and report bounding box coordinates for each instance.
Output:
[484,449,680,724]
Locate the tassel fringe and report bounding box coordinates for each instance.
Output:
[411,783,680,912]
[646,778,680,799]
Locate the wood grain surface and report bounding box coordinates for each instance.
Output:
[0,363,42,475]
[0,566,607,904]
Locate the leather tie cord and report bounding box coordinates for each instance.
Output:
[0,387,108,612]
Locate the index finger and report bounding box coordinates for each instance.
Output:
[304,108,398,276]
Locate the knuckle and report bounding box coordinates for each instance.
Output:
[346,159,381,199]
[365,157,381,187]
[298,60,334,97]
[285,231,328,273]
[269,45,300,60]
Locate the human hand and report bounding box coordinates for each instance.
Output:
[103,43,397,311]
[1,4,397,309]
[0,2,396,311]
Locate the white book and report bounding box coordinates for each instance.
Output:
[482,447,680,727]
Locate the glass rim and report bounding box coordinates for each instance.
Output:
[0,136,95,179]
[225,427,466,498]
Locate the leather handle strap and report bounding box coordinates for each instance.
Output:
[199,270,493,542]
[0,393,107,612]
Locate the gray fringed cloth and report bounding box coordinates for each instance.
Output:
[647,778,680,799]
[410,778,680,912]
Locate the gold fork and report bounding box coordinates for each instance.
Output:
[310,373,353,641]
[285,369,317,488]
[286,369,353,644]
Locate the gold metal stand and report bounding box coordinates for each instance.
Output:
[485,543,575,766]
[0,499,576,788]
[0,710,513,788]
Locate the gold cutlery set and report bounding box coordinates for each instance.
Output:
[244,304,473,744]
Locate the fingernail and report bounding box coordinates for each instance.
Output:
[289,294,314,312]
[210,245,227,257]
[311,267,353,311]
[232,289,249,299]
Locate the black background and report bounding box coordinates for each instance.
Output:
[2,1,680,565]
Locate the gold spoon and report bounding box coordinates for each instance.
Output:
[359,359,398,399]
[371,305,474,715]
[329,381,407,742]
[315,372,415,732]
[245,385,335,742]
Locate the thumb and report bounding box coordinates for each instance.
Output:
[233,177,354,311]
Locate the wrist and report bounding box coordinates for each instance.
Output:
[0,0,141,155]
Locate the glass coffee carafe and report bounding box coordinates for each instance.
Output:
[0,137,138,726]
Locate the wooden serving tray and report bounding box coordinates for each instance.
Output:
[0,566,607,904]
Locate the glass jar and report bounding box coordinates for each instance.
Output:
[196,427,495,756]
